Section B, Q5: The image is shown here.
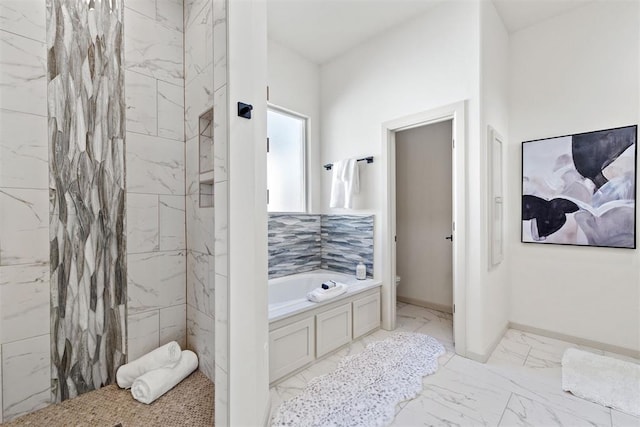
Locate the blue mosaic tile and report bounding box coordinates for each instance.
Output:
[268,214,321,278]
[321,215,374,278]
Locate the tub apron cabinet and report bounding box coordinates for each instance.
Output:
[269,287,381,384]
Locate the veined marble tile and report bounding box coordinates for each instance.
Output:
[157,80,185,142]
[185,137,200,195]
[0,0,46,42]
[159,195,186,251]
[0,30,46,116]
[0,108,48,189]
[611,409,640,427]
[213,85,228,183]
[0,188,49,265]
[126,193,159,253]
[212,0,226,91]
[187,305,215,380]
[126,132,185,195]
[499,392,611,427]
[124,0,155,20]
[1,334,51,421]
[160,304,186,349]
[0,263,49,344]
[124,7,183,86]
[214,180,228,276]
[0,345,3,423]
[125,70,157,136]
[487,334,531,367]
[184,0,212,86]
[187,251,214,317]
[185,65,214,141]
[128,250,186,314]
[186,192,214,255]
[127,310,160,361]
[214,361,227,425]
[214,273,227,373]
[156,0,183,33]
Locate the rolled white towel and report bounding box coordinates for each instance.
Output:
[131,350,199,405]
[116,341,181,389]
[307,283,348,302]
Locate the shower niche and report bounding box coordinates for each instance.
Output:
[199,109,214,208]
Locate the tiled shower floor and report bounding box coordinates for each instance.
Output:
[269,303,640,426]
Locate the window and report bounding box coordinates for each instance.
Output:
[267,107,307,212]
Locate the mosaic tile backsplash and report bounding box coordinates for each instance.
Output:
[268,214,373,279]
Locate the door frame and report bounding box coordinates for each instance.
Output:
[380,101,467,357]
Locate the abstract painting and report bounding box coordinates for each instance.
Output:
[522,125,637,248]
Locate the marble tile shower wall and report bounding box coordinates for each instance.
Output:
[0,0,50,422]
[268,215,374,279]
[123,1,186,362]
[184,0,217,383]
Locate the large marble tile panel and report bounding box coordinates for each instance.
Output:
[213,85,228,183]
[214,180,228,276]
[126,132,185,195]
[127,310,160,361]
[214,273,227,374]
[1,334,51,421]
[0,30,46,116]
[212,0,226,91]
[185,136,199,195]
[214,361,227,425]
[160,304,186,349]
[187,305,214,380]
[184,0,212,86]
[487,334,531,367]
[128,251,186,314]
[0,188,49,265]
[611,409,640,427]
[499,392,610,427]
[0,263,49,344]
[157,80,184,142]
[156,0,183,32]
[159,195,186,251]
[124,7,183,86]
[124,0,155,20]
[125,70,157,136]
[187,251,214,317]
[126,193,159,253]
[186,192,214,255]
[0,0,46,42]
[0,109,48,189]
[185,65,214,141]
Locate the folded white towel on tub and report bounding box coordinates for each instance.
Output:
[307,283,348,302]
[131,350,199,404]
[116,341,182,389]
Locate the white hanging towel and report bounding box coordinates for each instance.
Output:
[329,158,360,209]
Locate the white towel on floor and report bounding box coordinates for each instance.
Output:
[329,159,359,209]
[131,350,199,405]
[307,283,348,302]
[116,341,182,389]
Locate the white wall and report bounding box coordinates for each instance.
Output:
[478,0,510,356]
[320,1,498,356]
[508,1,640,351]
[396,121,453,310]
[268,40,322,212]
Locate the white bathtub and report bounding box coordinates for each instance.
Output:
[268,269,382,322]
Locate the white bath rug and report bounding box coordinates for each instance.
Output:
[271,332,446,427]
[562,348,640,417]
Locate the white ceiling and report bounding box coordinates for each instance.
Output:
[267,0,595,65]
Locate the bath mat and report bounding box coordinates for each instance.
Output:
[271,332,446,427]
[562,348,640,416]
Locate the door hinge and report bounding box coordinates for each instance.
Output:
[452,139,455,148]
[453,304,455,314]
[267,137,270,153]
[452,221,455,231]
[267,189,269,204]
[394,235,397,242]
[267,86,270,101]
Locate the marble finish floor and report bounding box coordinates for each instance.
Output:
[270,303,640,426]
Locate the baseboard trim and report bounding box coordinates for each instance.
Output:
[466,322,509,363]
[397,296,452,314]
[509,322,640,360]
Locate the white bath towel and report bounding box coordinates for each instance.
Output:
[116,341,182,389]
[562,348,640,416]
[329,159,359,209]
[307,283,348,302]
[131,350,199,404]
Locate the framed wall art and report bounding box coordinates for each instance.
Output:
[521,125,637,249]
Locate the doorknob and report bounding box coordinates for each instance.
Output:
[445,235,453,241]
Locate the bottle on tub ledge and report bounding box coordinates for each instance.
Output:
[356,262,366,280]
